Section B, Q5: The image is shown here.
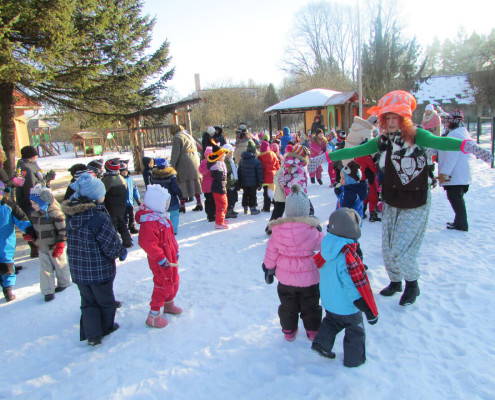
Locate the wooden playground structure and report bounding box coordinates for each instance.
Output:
[28,119,61,157]
[71,132,105,158]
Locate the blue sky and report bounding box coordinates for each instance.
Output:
[142,0,493,98]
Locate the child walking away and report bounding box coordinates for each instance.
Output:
[151,158,183,235]
[257,141,280,213]
[102,158,133,248]
[120,160,141,234]
[207,142,230,229]
[0,181,36,302]
[142,157,154,189]
[29,185,71,302]
[198,147,216,222]
[335,161,369,221]
[222,143,239,219]
[311,208,378,367]
[136,185,181,328]
[62,173,127,346]
[263,184,324,341]
[309,129,327,185]
[238,140,263,215]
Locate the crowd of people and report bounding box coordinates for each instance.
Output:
[0,90,492,366]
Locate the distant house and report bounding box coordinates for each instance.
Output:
[413,74,477,121]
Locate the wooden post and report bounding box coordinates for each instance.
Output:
[268,114,272,141]
[173,110,179,125]
[185,106,192,135]
[277,112,282,131]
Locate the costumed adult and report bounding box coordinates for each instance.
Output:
[437,110,471,232]
[307,90,493,306]
[201,126,226,158]
[169,124,203,213]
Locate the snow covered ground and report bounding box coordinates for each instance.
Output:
[1,148,495,400]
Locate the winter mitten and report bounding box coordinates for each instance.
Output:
[461,139,494,164]
[12,177,25,186]
[119,248,127,262]
[51,242,65,258]
[334,185,342,196]
[262,263,275,284]
[23,234,35,242]
[307,153,326,174]
[45,169,56,182]
[353,298,378,325]
[23,226,37,242]
[158,258,170,268]
[313,251,326,269]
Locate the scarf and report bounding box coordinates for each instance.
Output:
[138,204,171,228]
[422,112,441,130]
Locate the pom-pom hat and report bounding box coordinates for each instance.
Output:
[368,90,417,118]
[154,158,170,169]
[246,140,257,154]
[105,158,121,172]
[260,141,270,153]
[285,184,310,217]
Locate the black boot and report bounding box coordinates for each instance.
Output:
[179,205,186,213]
[192,203,203,211]
[311,177,316,184]
[380,281,403,297]
[399,280,420,306]
[369,211,382,222]
[317,179,323,185]
[2,286,15,302]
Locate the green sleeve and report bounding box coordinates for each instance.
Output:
[415,128,463,151]
[327,138,379,161]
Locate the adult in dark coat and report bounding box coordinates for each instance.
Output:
[201,126,226,158]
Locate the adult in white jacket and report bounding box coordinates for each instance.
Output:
[437,110,471,231]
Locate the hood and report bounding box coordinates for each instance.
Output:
[152,166,177,180]
[241,151,256,160]
[321,232,356,261]
[268,215,320,230]
[269,216,322,246]
[143,157,153,171]
[61,199,98,216]
[61,200,107,230]
[344,181,369,200]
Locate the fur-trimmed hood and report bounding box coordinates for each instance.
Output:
[152,166,177,179]
[268,215,320,229]
[61,199,98,216]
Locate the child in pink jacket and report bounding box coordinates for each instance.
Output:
[198,147,215,222]
[263,183,324,342]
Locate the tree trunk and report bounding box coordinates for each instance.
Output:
[0,82,16,178]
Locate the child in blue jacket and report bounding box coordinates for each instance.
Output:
[0,181,36,301]
[119,160,141,234]
[311,208,378,368]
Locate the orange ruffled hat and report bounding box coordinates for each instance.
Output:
[368,90,417,118]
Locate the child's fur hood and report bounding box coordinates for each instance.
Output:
[268,215,320,229]
[152,166,177,179]
[285,152,308,165]
[61,200,98,216]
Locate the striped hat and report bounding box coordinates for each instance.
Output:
[87,159,104,177]
[105,158,121,172]
[290,144,309,157]
[70,172,106,202]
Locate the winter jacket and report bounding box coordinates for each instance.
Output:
[279,153,308,196]
[208,160,227,194]
[238,151,263,188]
[272,167,286,203]
[257,151,280,185]
[309,137,327,158]
[101,174,128,216]
[142,157,154,188]
[336,181,369,221]
[136,209,179,266]
[30,200,66,252]
[280,129,293,155]
[201,131,226,157]
[62,201,126,285]
[123,175,140,207]
[198,158,213,193]
[319,232,361,315]
[150,167,183,211]
[15,158,45,214]
[437,127,472,186]
[170,130,202,196]
[225,157,238,190]
[264,215,324,287]
[0,199,32,264]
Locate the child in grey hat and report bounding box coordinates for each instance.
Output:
[311,207,378,367]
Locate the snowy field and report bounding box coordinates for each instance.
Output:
[1,148,495,400]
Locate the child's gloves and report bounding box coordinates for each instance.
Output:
[262,263,275,284]
[313,251,326,269]
[461,139,494,164]
[45,169,56,182]
[23,226,37,242]
[119,248,127,262]
[51,242,65,258]
[158,258,170,268]
[353,298,378,325]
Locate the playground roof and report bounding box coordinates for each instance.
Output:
[14,91,42,110]
[27,119,51,130]
[71,132,103,141]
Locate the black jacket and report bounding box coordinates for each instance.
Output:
[238,152,263,188]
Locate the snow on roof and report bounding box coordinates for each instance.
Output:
[264,88,342,113]
[414,74,475,105]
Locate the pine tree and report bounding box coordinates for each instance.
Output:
[0,0,174,176]
[264,84,279,109]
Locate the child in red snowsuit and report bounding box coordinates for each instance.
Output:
[354,154,381,222]
[136,184,181,328]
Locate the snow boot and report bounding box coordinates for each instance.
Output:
[215,223,229,229]
[250,208,261,215]
[310,177,316,184]
[369,211,382,222]
[311,342,336,359]
[192,203,203,212]
[380,281,403,297]
[129,226,139,234]
[306,330,318,341]
[399,280,420,306]
[163,300,183,315]
[225,209,238,219]
[2,286,15,302]
[44,294,55,302]
[88,336,102,346]
[146,312,168,328]
[283,328,298,342]
[317,179,323,185]
[179,205,186,213]
[243,206,249,215]
[55,285,69,293]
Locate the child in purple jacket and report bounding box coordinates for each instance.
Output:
[262,184,324,342]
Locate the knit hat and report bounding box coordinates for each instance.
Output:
[21,146,38,159]
[68,163,88,177]
[425,104,435,112]
[260,141,270,153]
[367,115,378,125]
[341,160,362,184]
[337,131,346,143]
[207,126,216,136]
[270,143,280,153]
[143,184,171,213]
[207,140,229,162]
[154,158,170,169]
[70,172,106,201]
[285,184,310,218]
[30,184,54,218]
[285,144,294,154]
[222,143,234,153]
[290,144,309,158]
[87,159,104,177]
[446,109,464,124]
[105,158,120,172]
[368,90,417,118]
[246,140,257,154]
[74,168,92,181]
[328,207,361,240]
[119,159,129,171]
[238,124,247,131]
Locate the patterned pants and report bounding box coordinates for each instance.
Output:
[381,193,431,282]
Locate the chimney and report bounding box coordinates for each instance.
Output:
[194,74,201,92]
